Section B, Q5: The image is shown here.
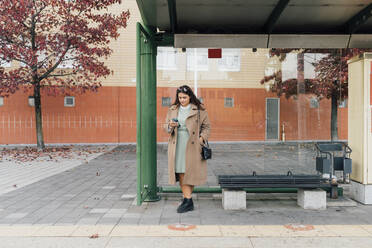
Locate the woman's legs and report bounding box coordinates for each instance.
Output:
[177,173,194,213]
[178,173,194,198]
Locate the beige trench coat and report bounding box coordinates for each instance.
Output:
[165,104,211,186]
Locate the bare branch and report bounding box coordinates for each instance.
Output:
[39,41,71,81]
[11,57,29,66]
[46,71,78,78]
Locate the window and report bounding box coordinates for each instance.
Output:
[304,53,328,79]
[339,99,347,108]
[310,97,319,108]
[157,47,177,70]
[0,59,11,68]
[224,97,234,108]
[1,45,12,67]
[161,97,172,107]
[264,67,276,76]
[281,53,297,81]
[218,49,240,71]
[57,50,77,69]
[282,53,328,81]
[187,48,208,71]
[20,51,48,68]
[0,97,4,106]
[28,96,35,106]
[64,96,75,107]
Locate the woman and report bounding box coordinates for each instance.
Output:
[166,85,211,213]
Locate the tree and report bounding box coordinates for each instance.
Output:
[0,0,130,149]
[261,49,371,141]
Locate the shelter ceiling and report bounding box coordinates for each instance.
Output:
[136,0,372,48]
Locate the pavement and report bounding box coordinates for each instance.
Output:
[0,142,371,248]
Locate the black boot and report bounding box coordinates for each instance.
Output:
[176,198,187,212]
[177,198,194,213]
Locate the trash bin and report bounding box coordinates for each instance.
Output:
[315,142,352,183]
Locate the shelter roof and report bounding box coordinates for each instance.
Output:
[136,0,372,48]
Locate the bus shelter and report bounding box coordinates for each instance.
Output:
[135,0,372,205]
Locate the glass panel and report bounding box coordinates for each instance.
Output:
[157,47,347,186]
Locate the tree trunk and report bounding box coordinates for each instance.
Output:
[297,52,305,94]
[34,83,45,150]
[297,52,306,141]
[330,93,338,141]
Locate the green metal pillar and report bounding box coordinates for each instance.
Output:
[136,22,160,205]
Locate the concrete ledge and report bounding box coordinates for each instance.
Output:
[297,188,326,210]
[222,189,246,210]
[350,180,372,204]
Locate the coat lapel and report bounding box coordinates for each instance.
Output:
[186,104,198,119]
[170,105,179,119]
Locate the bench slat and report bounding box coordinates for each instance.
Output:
[218,174,327,189]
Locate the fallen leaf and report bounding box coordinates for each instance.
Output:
[89,234,99,239]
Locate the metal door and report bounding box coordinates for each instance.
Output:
[266,98,280,140]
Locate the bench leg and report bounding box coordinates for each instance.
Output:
[297,188,326,210]
[222,189,246,210]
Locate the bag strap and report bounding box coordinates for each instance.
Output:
[198,108,207,145]
[198,108,200,136]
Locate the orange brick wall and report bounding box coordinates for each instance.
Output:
[158,87,347,142]
[0,86,348,144]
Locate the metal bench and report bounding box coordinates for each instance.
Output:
[217,172,332,210]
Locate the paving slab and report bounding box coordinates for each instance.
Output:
[32,226,78,237]
[71,225,115,237]
[0,237,110,248]
[102,237,254,248]
[250,237,372,248]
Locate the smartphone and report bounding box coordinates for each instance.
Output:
[172,118,180,127]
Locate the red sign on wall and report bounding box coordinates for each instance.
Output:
[208,48,222,59]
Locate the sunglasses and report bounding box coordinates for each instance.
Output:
[177,87,188,93]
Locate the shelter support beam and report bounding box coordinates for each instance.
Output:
[263,0,290,34]
[174,34,372,48]
[344,4,372,34]
[156,33,174,47]
[167,0,178,34]
[136,22,160,205]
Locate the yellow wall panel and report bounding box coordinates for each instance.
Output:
[348,58,366,183]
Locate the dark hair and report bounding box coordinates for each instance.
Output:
[172,85,204,110]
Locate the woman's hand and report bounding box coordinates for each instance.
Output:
[199,137,204,145]
[169,120,178,128]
